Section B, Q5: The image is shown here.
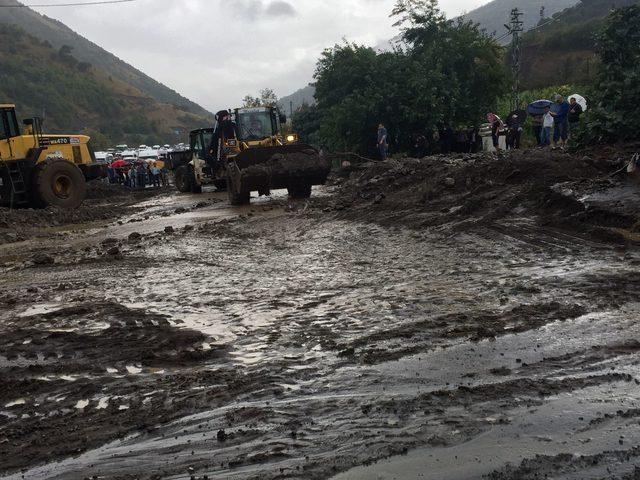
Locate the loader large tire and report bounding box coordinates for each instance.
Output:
[287,183,312,199]
[174,166,192,193]
[33,158,86,209]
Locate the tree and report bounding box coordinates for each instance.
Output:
[312,0,507,154]
[575,5,640,144]
[292,103,321,145]
[242,88,279,108]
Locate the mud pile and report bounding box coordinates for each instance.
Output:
[326,149,639,243]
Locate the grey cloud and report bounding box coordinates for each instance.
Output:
[265,1,297,17]
[33,0,485,111]
[231,0,297,20]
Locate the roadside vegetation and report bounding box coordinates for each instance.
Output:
[293,0,640,155]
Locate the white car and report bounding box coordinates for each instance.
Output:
[94,151,114,165]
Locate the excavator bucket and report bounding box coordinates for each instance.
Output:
[227,144,331,195]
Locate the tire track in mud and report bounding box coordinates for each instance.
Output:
[0,207,639,479]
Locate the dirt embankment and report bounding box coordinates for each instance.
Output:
[323,148,640,244]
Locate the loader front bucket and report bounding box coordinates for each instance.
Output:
[227,144,331,195]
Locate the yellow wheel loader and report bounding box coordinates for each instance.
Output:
[168,106,331,205]
[0,104,101,209]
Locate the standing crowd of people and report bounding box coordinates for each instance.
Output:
[536,95,583,149]
[495,94,584,152]
[107,161,170,189]
[371,94,585,161]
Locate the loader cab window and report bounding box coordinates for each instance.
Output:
[236,109,275,141]
[191,130,215,159]
[202,130,214,152]
[191,132,205,157]
[1,108,20,140]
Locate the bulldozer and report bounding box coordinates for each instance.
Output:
[0,104,101,209]
[168,106,330,205]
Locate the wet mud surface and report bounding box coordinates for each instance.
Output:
[1,150,639,479]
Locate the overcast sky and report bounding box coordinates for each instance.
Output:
[32,0,491,110]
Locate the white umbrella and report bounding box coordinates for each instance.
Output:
[568,94,588,112]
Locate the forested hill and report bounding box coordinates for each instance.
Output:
[518,0,640,89]
[462,0,579,39]
[0,0,209,117]
[0,23,211,148]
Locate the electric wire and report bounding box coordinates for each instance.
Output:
[0,0,135,7]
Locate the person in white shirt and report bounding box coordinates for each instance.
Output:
[541,106,554,147]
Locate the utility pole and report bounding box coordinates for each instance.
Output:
[504,8,524,111]
[540,6,546,23]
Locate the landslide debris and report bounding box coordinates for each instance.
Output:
[326,149,639,243]
[0,181,167,245]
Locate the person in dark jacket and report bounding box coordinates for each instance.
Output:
[568,97,583,137]
[136,163,146,190]
[487,113,503,152]
[551,94,570,149]
[531,114,543,146]
[506,113,523,150]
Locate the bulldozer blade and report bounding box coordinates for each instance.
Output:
[228,144,331,193]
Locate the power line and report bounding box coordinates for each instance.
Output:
[494,5,573,42]
[0,0,136,7]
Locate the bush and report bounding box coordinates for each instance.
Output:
[573,5,640,144]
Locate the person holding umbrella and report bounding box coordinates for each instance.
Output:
[527,100,554,147]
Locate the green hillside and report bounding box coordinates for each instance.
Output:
[0,23,211,148]
[462,0,578,39]
[0,0,209,117]
[519,0,640,89]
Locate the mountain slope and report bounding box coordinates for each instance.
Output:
[0,0,209,117]
[518,0,640,89]
[462,0,579,38]
[0,23,211,148]
[279,85,316,114]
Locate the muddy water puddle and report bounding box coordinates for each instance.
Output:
[0,206,639,479]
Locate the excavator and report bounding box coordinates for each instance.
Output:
[169,106,331,205]
[0,104,100,209]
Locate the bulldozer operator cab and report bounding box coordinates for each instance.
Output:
[191,128,216,164]
[236,107,283,141]
[0,105,20,145]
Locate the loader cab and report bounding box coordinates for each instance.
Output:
[189,128,216,163]
[235,107,279,141]
[0,105,20,141]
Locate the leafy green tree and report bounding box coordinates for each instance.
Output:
[292,103,321,145]
[313,0,507,154]
[575,5,640,144]
[242,88,279,108]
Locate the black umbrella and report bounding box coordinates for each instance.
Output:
[526,99,553,116]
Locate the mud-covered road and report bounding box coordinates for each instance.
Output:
[1,150,640,480]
